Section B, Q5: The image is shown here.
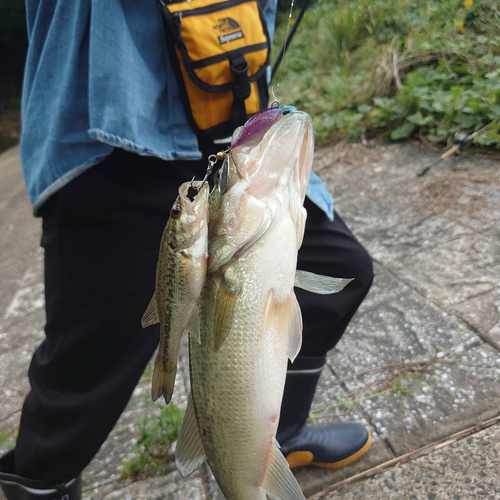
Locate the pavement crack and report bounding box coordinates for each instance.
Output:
[451,314,500,353]
[451,286,496,305]
[309,413,500,499]
[327,362,397,458]
[372,260,497,352]
[358,405,397,458]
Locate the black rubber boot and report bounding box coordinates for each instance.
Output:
[277,355,372,469]
[0,449,81,500]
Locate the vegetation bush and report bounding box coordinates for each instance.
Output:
[272,0,500,148]
[121,401,184,478]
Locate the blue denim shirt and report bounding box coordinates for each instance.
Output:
[21,0,333,219]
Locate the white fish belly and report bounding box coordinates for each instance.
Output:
[191,215,298,499]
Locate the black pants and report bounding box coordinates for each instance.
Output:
[15,149,373,483]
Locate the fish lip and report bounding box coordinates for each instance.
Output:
[232,109,311,153]
[177,182,210,217]
[168,182,209,252]
[231,106,300,149]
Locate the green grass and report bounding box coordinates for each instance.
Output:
[0,429,16,448]
[121,400,184,478]
[272,0,500,148]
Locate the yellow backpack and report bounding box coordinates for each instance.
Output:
[160,0,270,140]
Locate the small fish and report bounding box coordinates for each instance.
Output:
[175,108,352,499]
[142,182,209,403]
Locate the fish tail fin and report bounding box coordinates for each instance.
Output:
[151,354,177,404]
[261,440,305,500]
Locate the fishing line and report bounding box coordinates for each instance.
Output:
[275,0,296,97]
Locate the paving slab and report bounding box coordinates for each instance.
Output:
[393,230,499,304]
[288,367,394,497]
[328,264,479,378]
[324,142,500,349]
[1,143,499,499]
[97,472,207,500]
[315,422,500,500]
[80,362,191,497]
[345,344,500,455]
[489,323,500,346]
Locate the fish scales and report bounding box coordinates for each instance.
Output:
[176,109,351,499]
[156,249,196,369]
[143,182,209,404]
[191,218,297,499]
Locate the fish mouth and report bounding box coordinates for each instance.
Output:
[259,110,312,151]
[207,109,314,271]
[229,108,314,191]
[231,107,312,154]
[177,181,210,216]
[231,106,298,149]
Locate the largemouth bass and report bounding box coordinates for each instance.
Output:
[175,107,352,499]
[142,181,209,403]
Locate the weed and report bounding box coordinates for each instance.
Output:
[121,400,184,479]
[273,0,500,148]
[309,364,430,420]
[0,429,15,448]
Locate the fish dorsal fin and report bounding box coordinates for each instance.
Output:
[141,292,160,328]
[295,270,354,295]
[287,292,303,362]
[185,306,201,344]
[213,275,242,351]
[175,392,206,477]
[260,439,306,500]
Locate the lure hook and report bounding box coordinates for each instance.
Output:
[270,86,280,108]
[191,148,233,192]
[197,154,217,188]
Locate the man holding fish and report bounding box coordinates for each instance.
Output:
[0,1,374,499]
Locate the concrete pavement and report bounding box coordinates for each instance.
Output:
[1,141,499,499]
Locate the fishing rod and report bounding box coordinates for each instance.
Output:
[271,0,314,81]
[417,117,500,177]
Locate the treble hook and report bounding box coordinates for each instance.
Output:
[191,148,233,192]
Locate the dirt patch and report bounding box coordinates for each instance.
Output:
[314,140,384,172]
[409,169,490,216]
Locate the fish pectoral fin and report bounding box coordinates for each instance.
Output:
[260,440,306,500]
[264,291,302,362]
[175,392,206,477]
[141,292,160,328]
[185,306,201,344]
[294,270,354,295]
[213,275,242,351]
[287,292,303,363]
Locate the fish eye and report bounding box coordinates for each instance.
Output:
[171,203,182,218]
[282,109,291,115]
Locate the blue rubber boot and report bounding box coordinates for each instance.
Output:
[277,356,372,469]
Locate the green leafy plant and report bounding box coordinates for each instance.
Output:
[0,429,16,448]
[272,0,500,149]
[121,401,184,478]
